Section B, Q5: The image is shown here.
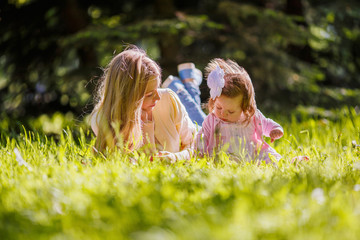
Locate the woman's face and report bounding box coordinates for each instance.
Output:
[213,95,243,123]
[142,77,160,114]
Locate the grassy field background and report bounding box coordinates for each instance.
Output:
[1,108,360,240]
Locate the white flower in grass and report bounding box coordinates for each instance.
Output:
[353,162,360,170]
[311,188,325,204]
[354,184,360,192]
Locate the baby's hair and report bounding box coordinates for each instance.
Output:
[205,58,256,125]
[92,45,161,152]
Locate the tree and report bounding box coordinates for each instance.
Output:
[0,0,359,119]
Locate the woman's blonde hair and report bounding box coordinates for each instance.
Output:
[91,46,161,152]
[205,58,256,125]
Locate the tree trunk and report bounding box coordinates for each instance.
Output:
[155,0,179,78]
[62,0,97,69]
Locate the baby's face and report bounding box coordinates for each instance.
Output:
[213,95,242,123]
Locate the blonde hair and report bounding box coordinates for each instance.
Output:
[91,46,161,152]
[205,58,256,125]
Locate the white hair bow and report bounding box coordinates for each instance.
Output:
[207,65,225,100]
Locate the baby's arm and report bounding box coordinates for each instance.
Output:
[195,128,206,156]
[257,110,283,142]
[195,116,213,156]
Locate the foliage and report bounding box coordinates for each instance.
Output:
[0,0,359,118]
[0,109,360,239]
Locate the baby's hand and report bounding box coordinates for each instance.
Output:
[155,151,177,163]
[270,129,283,143]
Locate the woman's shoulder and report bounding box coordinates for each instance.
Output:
[157,88,183,108]
[153,88,183,118]
[158,88,177,100]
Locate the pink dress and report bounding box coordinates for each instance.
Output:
[195,110,283,163]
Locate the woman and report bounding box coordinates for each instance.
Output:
[91,45,203,161]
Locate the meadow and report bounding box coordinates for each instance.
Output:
[0,108,360,240]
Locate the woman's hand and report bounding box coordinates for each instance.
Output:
[155,151,177,163]
[141,110,153,123]
[141,111,149,122]
[269,129,283,143]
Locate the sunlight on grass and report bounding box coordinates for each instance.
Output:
[0,109,360,239]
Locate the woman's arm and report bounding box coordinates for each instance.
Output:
[168,90,197,151]
[157,149,194,163]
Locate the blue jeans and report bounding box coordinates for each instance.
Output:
[183,81,201,106]
[166,77,206,126]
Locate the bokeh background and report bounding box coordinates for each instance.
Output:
[1,0,359,132]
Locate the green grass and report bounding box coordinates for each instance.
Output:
[1,109,360,240]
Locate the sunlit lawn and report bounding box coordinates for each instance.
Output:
[0,108,360,240]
